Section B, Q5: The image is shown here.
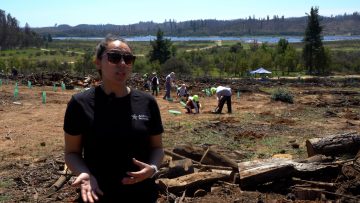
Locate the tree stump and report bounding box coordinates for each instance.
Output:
[306,132,360,157]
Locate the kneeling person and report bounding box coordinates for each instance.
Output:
[185,95,200,114]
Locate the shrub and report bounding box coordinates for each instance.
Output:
[49,50,57,55]
[271,88,294,103]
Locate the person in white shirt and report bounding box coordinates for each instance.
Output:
[163,72,175,100]
[211,86,232,114]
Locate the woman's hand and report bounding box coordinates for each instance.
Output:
[72,173,103,203]
[121,158,156,185]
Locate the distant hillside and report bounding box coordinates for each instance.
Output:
[33,13,360,37]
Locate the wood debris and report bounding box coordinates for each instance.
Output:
[155,133,360,201]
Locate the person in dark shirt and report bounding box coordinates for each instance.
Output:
[11,67,18,79]
[151,72,159,96]
[64,34,164,203]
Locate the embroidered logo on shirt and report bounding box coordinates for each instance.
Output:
[131,114,149,121]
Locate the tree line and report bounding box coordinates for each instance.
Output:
[33,12,360,37]
[1,7,359,79]
[140,7,354,76]
[0,9,44,50]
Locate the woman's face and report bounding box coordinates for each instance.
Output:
[97,40,134,85]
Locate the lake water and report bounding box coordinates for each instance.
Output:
[54,35,360,43]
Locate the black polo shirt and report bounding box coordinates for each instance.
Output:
[64,86,163,201]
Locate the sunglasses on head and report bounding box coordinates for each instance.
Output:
[104,52,136,65]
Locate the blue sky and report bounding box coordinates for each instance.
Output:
[1,0,359,27]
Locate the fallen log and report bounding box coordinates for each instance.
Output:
[306,132,360,157]
[156,172,228,194]
[199,147,239,171]
[238,158,294,188]
[238,158,340,188]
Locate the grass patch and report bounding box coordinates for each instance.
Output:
[163,120,242,150]
[0,179,14,202]
[188,130,241,150]
[0,195,11,202]
[0,179,13,188]
[271,88,294,103]
[260,136,285,155]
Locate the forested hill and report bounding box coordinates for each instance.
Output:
[33,13,360,37]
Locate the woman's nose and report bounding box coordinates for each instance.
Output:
[117,57,126,65]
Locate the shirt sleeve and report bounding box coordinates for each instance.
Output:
[63,96,86,136]
[149,99,164,136]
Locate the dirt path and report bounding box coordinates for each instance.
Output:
[185,41,222,52]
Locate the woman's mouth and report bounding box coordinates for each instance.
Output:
[115,71,126,76]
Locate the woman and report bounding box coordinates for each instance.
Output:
[64,34,164,202]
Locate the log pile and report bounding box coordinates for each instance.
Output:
[155,132,360,201]
[1,72,283,94]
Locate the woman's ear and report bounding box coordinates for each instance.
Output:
[94,58,101,69]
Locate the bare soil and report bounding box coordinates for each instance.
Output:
[0,78,359,202]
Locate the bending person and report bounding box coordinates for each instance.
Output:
[211,86,232,114]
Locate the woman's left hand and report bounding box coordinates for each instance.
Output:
[121,158,155,185]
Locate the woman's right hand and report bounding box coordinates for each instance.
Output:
[72,173,104,203]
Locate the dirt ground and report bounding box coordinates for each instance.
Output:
[0,78,359,202]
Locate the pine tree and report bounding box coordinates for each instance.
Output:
[0,10,6,49]
[47,33,53,42]
[302,7,329,75]
[23,23,31,47]
[276,38,289,54]
[149,29,173,64]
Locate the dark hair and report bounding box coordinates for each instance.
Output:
[95,34,133,60]
[95,34,133,77]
